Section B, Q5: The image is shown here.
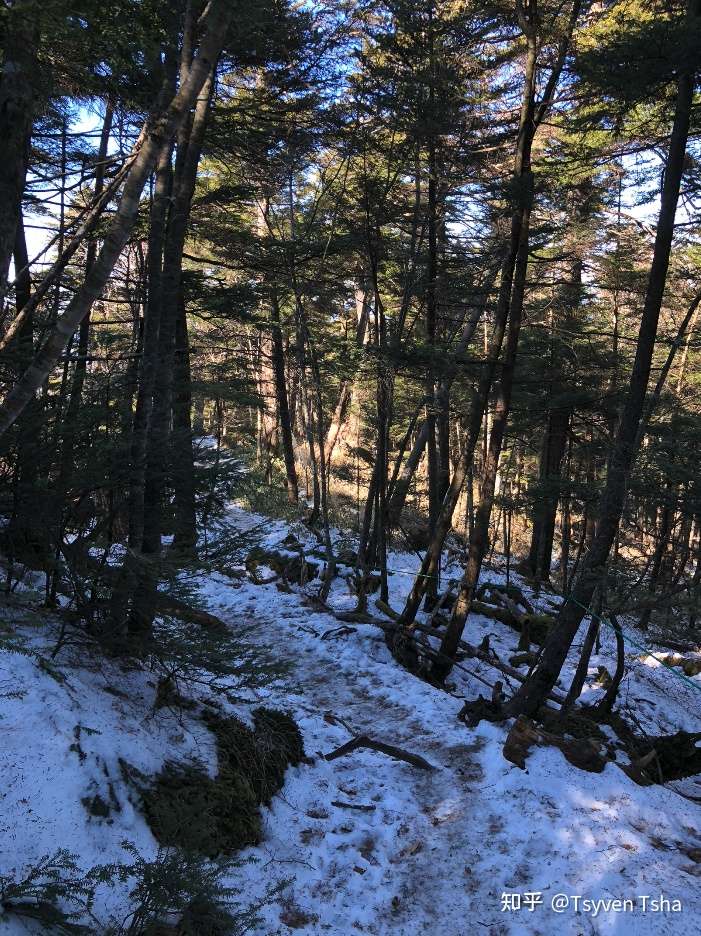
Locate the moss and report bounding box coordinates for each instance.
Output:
[521,613,554,646]
[138,708,305,858]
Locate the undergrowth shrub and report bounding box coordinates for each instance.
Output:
[0,849,99,933]
[0,843,274,935]
[111,843,266,936]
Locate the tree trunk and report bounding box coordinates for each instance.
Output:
[324,283,369,468]
[127,109,176,550]
[142,69,215,557]
[270,289,299,503]
[434,149,534,674]
[6,211,44,564]
[396,16,542,630]
[386,257,500,526]
[507,0,699,717]
[528,406,569,581]
[0,0,234,440]
[172,292,198,552]
[56,102,114,493]
[0,0,38,305]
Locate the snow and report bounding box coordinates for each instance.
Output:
[1,495,700,934]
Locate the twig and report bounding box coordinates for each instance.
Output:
[331,800,376,811]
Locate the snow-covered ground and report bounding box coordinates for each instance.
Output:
[1,499,701,934]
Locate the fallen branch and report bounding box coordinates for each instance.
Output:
[410,621,565,707]
[332,610,377,625]
[323,735,436,771]
[321,624,357,640]
[375,598,400,620]
[331,800,376,812]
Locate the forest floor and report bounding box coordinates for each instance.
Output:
[2,476,701,934]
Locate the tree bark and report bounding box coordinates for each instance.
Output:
[324,283,369,468]
[507,0,700,717]
[434,142,534,674]
[271,289,299,503]
[6,211,43,563]
[172,291,198,552]
[386,258,500,526]
[127,95,176,550]
[528,405,570,581]
[142,68,215,556]
[56,102,115,493]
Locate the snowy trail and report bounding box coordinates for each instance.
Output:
[194,508,701,935]
[1,503,701,935]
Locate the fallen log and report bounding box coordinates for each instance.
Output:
[409,621,566,707]
[245,547,318,586]
[476,582,534,615]
[471,600,554,646]
[332,610,378,625]
[153,594,229,633]
[324,735,436,771]
[651,637,701,654]
[318,600,566,707]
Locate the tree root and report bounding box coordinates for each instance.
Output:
[503,715,611,773]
